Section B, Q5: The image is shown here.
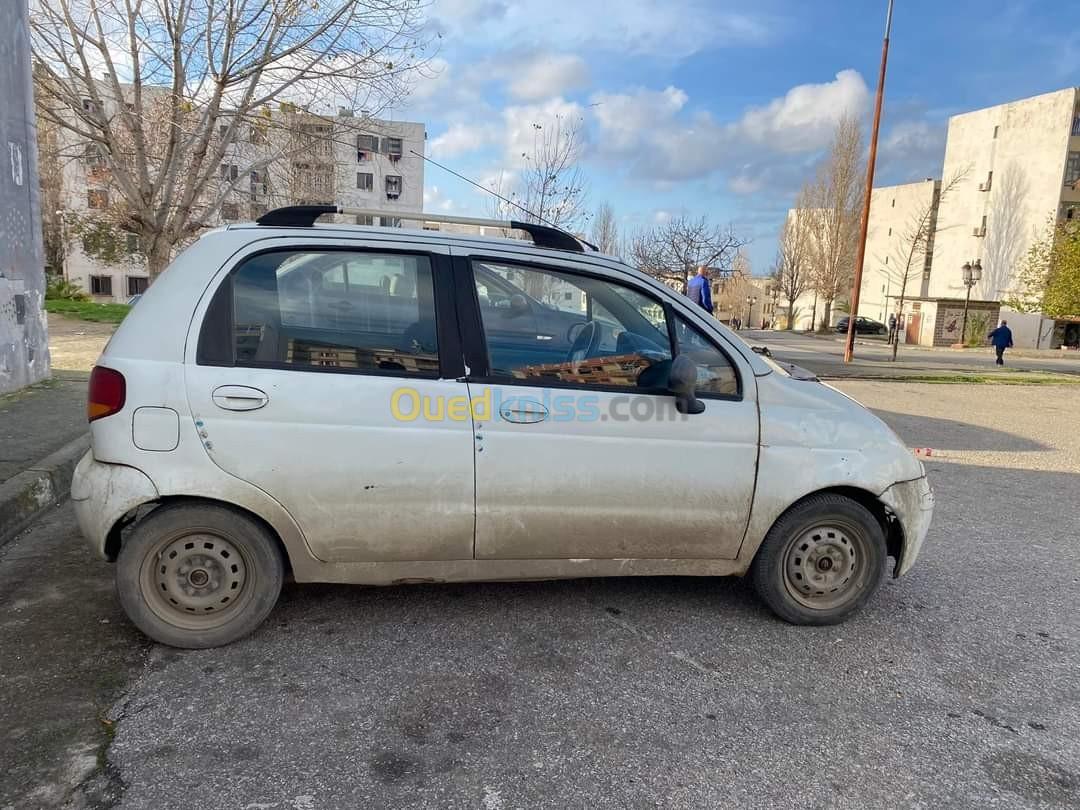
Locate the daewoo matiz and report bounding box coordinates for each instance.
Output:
[72,206,933,648]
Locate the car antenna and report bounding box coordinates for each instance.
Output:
[409,150,599,250]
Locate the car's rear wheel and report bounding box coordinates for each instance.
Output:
[750,494,885,625]
[115,503,284,648]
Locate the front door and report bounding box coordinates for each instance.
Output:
[459,256,759,560]
[185,242,475,563]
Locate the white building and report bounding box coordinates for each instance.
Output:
[927,87,1080,348]
[51,97,426,303]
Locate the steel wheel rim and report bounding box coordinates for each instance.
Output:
[139,529,255,631]
[782,523,868,610]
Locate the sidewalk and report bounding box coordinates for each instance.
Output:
[798,329,1080,360]
[0,313,112,545]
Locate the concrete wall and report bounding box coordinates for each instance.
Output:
[0,0,49,394]
[930,88,1077,320]
[856,179,940,323]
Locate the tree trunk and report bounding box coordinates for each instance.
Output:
[821,298,833,332]
[146,236,172,281]
[786,299,796,330]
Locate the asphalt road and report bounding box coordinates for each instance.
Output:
[746,330,1080,378]
[2,382,1078,809]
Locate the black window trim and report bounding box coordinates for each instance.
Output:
[196,245,464,381]
[457,254,743,401]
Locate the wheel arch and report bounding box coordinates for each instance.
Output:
[105,495,292,573]
[747,485,903,572]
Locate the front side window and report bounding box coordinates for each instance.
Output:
[206,250,439,376]
[472,261,672,389]
[471,261,739,396]
[1065,151,1080,187]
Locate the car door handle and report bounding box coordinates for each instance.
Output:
[498,399,548,424]
[212,385,269,411]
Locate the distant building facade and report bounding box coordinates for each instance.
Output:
[45,95,425,303]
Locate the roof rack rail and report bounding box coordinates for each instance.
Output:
[254,205,594,253]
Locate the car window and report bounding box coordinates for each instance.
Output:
[217,250,439,375]
[472,261,672,388]
[673,314,740,396]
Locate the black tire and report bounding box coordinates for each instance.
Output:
[750,494,886,625]
[115,502,284,649]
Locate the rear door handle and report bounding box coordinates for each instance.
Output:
[212,385,269,411]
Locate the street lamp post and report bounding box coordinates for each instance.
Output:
[959,259,983,345]
[745,295,758,330]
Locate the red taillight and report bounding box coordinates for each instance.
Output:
[88,366,126,422]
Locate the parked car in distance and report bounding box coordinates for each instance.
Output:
[836,316,887,335]
[72,205,934,648]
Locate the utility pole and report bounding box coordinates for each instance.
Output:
[844,0,894,363]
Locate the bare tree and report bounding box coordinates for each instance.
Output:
[630,215,749,294]
[773,192,812,329]
[805,114,864,330]
[489,115,588,233]
[31,0,430,278]
[716,253,753,322]
[883,169,969,360]
[591,202,619,254]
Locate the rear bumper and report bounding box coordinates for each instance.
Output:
[880,475,934,577]
[71,451,158,559]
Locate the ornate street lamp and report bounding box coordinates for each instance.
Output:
[960,259,983,344]
[745,295,758,329]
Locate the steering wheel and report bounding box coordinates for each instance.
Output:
[566,320,602,364]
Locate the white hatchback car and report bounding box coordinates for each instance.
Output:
[72,206,933,648]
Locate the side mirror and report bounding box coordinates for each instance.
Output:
[668,354,705,415]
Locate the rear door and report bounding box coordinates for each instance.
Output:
[185,238,475,563]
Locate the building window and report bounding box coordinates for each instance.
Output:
[356,172,374,191]
[127,276,149,296]
[891,198,895,208]
[125,233,139,253]
[87,189,109,209]
[385,175,402,199]
[293,163,334,203]
[385,137,403,161]
[250,203,269,220]
[993,125,999,139]
[980,171,993,192]
[380,216,402,228]
[355,214,374,226]
[887,227,891,236]
[1065,151,1080,187]
[220,163,239,182]
[89,275,112,296]
[221,202,240,220]
[884,256,888,265]
[1063,205,1076,221]
[298,123,334,159]
[81,98,100,115]
[357,134,379,161]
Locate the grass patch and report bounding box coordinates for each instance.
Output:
[45,299,131,324]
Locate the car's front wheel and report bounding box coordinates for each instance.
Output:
[750,494,886,625]
[115,502,284,648]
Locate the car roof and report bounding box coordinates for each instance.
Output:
[224,222,622,262]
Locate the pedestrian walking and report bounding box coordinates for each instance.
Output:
[888,312,897,344]
[686,266,713,315]
[988,320,1013,366]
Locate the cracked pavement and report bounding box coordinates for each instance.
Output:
[1,381,1078,809]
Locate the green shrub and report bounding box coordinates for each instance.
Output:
[45,276,89,301]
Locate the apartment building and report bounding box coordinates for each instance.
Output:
[927,87,1080,347]
[48,95,425,303]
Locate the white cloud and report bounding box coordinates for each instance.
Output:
[733,69,870,152]
[508,53,589,101]
[501,97,586,167]
[429,122,498,158]
[591,86,688,151]
[879,119,946,179]
[423,185,458,212]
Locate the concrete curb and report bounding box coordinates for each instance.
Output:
[0,434,90,548]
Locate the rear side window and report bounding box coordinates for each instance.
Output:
[198,250,439,376]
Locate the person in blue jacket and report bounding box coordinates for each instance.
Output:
[988,319,1013,366]
[687,266,713,314]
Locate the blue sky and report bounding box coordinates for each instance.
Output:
[396,0,1080,273]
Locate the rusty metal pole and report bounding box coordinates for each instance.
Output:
[844,0,894,363]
